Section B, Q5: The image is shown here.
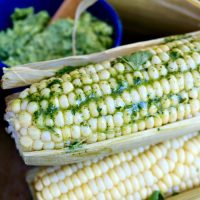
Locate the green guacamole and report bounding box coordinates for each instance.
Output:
[0,7,113,66]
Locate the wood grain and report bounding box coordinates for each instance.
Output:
[51,0,81,22]
[167,187,200,200]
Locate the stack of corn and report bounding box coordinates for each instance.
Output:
[29,132,200,199]
[4,33,200,199]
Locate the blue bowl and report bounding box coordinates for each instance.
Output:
[0,0,122,81]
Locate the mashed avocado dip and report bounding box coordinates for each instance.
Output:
[0,8,113,66]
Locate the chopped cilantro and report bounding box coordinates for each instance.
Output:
[169,50,182,60]
[164,34,191,42]
[134,77,143,85]
[33,109,43,120]
[177,94,187,103]
[56,66,78,76]
[97,107,102,113]
[112,81,128,94]
[27,93,42,102]
[138,101,147,109]
[68,140,84,151]
[45,104,58,117]
[116,106,122,110]
[71,107,78,115]
[47,79,62,87]
[33,103,58,120]
[128,104,139,117]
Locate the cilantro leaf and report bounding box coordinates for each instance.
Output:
[169,50,182,60]
[149,191,164,200]
[56,66,79,76]
[68,140,84,151]
[122,50,152,70]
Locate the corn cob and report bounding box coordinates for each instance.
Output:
[29,132,200,200]
[5,36,200,152]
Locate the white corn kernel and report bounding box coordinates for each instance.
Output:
[137,120,146,131]
[148,66,159,79]
[19,128,27,136]
[114,63,125,73]
[33,140,43,150]
[98,70,110,80]
[184,72,194,90]
[20,100,28,111]
[169,75,179,94]
[68,92,76,106]
[113,112,124,127]
[45,117,54,127]
[19,89,29,99]
[160,79,170,94]
[168,61,178,72]
[177,58,188,72]
[105,96,115,114]
[41,131,51,142]
[89,101,99,117]
[130,89,141,103]
[43,142,55,150]
[145,117,154,129]
[73,113,83,125]
[81,107,90,120]
[28,126,41,140]
[71,126,81,139]
[100,82,111,95]
[40,100,48,109]
[18,111,32,127]
[10,99,21,113]
[153,81,163,97]
[55,111,65,127]
[27,102,39,113]
[97,117,107,131]
[59,95,69,108]
[20,136,33,151]
[64,110,73,125]
[41,88,51,97]
[62,81,74,94]
[138,85,147,101]
[190,99,200,115]
[176,74,184,91]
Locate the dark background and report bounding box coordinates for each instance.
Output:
[0,90,31,200]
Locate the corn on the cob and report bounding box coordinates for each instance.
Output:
[29,132,200,200]
[5,36,200,152]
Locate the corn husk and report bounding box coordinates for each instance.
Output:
[6,91,200,166]
[2,30,200,89]
[108,0,200,37]
[167,187,200,200]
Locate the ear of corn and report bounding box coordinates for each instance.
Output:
[28,132,200,200]
[5,35,200,152]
